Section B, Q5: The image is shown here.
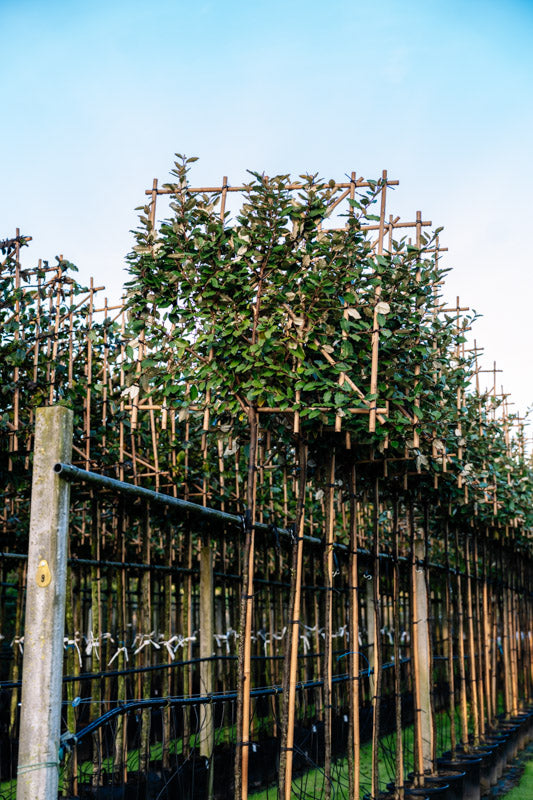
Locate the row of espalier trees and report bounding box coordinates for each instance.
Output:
[0,158,531,799]
[124,159,533,800]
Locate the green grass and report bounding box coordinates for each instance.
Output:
[500,757,533,800]
[249,706,468,799]
[0,702,481,800]
[0,719,236,799]
[249,732,377,800]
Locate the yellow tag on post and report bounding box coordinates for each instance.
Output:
[36,559,52,587]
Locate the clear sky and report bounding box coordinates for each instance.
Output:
[1,0,532,423]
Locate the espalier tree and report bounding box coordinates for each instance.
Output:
[124,156,532,531]
[0,160,531,800]
[1,156,530,546]
[0,243,128,549]
[123,157,532,800]
[125,159,447,457]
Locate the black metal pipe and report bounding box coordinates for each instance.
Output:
[65,656,416,745]
[0,547,505,590]
[54,462,324,545]
[66,672,352,743]
[55,462,243,525]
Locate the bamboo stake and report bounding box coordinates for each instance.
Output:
[492,562,502,718]
[235,407,259,800]
[348,464,361,800]
[392,498,404,800]
[85,279,94,471]
[454,530,470,749]
[139,505,152,773]
[48,259,62,404]
[279,439,308,800]
[472,535,486,738]
[464,535,479,745]
[371,477,383,798]
[520,558,530,706]
[199,535,215,773]
[146,178,400,195]
[444,524,457,755]
[10,231,22,468]
[507,554,519,716]
[9,562,26,740]
[368,171,388,433]
[63,560,79,797]
[501,550,512,716]
[409,505,425,784]
[90,496,102,787]
[68,282,74,389]
[481,532,493,730]
[113,503,128,783]
[162,523,173,769]
[323,450,336,800]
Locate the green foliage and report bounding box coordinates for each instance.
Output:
[124,155,532,536]
[1,156,531,551]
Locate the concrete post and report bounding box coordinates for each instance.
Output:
[199,539,215,760]
[414,539,433,772]
[16,406,73,800]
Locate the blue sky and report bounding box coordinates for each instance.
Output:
[2,0,532,420]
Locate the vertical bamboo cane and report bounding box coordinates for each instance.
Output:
[409,505,425,784]
[235,407,258,800]
[444,524,456,755]
[481,532,493,730]
[139,505,152,773]
[472,535,486,738]
[9,562,26,741]
[371,477,383,798]
[392,498,404,800]
[348,465,361,800]
[90,496,102,787]
[464,536,479,745]
[162,524,173,769]
[324,450,336,800]
[507,556,519,716]
[199,534,215,800]
[63,561,79,797]
[279,440,307,800]
[113,502,127,783]
[369,173,387,433]
[454,530,469,749]
[501,550,512,716]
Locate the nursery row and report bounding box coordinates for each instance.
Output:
[1,158,532,800]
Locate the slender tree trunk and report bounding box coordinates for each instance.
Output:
[348,465,361,800]
[279,439,307,800]
[392,498,404,799]
[371,477,382,799]
[323,450,336,800]
[235,407,258,800]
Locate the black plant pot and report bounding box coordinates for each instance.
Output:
[438,756,481,800]
[425,771,466,800]
[77,786,126,800]
[510,713,532,751]
[124,771,168,800]
[408,771,464,800]
[479,748,498,794]
[451,745,498,794]
[483,733,510,777]
[387,780,450,799]
[497,723,520,761]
